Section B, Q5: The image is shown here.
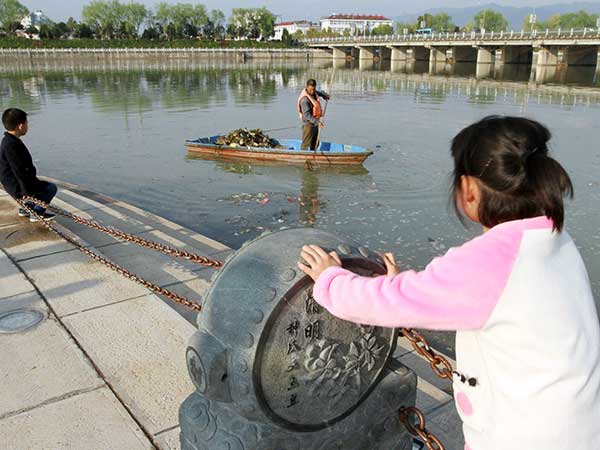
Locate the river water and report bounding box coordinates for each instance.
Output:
[1,58,599,355]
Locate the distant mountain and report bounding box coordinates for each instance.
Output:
[393,2,600,30]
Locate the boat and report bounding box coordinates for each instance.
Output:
[185,137,373,165]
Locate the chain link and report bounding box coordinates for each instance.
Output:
[18,198,211,311]
[400,328,454,380]
[20,196,451,449]
[21,196,222,269]
[399,407,445,450]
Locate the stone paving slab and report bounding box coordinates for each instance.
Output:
[155,427,181,450]
[396,345,456,396]
[0,387,153,450]
[426,400,465,450]
[0,292,104,418]
[20,250,149,317]
[96,240,207,287]
[62,292,195,436]
[0,251,33,299]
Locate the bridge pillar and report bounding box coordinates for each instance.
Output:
[536,46,559,66]
[476,47,493,65]
[596,47,600,76]
[330,47,346,60]
[429,47,446,65]
[357,46,375,60]
[388,46,407,61]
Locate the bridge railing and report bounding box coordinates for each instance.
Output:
[302,28,600,45]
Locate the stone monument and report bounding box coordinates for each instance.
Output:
[179,228,417,450]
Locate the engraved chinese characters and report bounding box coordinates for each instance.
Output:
[256,268,396,431]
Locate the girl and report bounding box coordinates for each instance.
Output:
[298,116,600,450]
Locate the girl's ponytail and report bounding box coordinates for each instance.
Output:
[451,116,574,232]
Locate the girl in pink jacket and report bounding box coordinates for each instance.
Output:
[298,116,600,450]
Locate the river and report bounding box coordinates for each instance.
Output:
[1,58,599,355]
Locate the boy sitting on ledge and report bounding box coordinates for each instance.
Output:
[0,108,57,222]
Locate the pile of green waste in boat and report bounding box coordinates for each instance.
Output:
[216,128,281,148]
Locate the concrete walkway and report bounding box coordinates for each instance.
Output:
[0,183,462,450]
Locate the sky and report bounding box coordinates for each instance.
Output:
[20,0,600,22]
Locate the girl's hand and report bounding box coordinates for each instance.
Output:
[382,252,400,276]
[298,245,342,282]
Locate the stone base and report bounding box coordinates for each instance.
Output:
[180,362,417,450]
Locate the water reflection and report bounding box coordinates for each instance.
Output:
[4,60,600,117]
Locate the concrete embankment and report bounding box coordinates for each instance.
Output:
[0,181,463,450]
[0,47,333,62]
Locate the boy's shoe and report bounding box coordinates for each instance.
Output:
[30,212,56,223]
[18,208,30,218]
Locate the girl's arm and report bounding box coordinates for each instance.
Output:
[311,230,522,331]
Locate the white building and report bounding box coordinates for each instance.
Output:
[20,10,51,31]
[320,14,393,35]
[273,20,317,40]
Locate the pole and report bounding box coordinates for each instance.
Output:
[314,65,336,152]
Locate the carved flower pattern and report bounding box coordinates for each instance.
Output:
[303,328,387,403]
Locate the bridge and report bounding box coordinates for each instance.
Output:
[304,29,600,79]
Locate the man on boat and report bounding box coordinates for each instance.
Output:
[298,79,330,150]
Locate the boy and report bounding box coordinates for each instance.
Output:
[0,108,56,222]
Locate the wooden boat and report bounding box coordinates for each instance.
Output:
[185,137,373,165]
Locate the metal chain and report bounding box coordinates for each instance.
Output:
[399,407,445,450]
[18,198,206,311]
[20,197,450,450]
[397,330,453,449]
[400,328,453,380]
[21,196,222,269]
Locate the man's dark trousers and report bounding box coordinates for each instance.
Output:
[301,124,319,150]
[24,181,57,213]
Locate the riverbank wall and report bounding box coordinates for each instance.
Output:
[0,47,332,62]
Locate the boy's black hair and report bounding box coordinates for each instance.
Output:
[450,115,573,232]
[306,79,317,87]
[2,108,28,131]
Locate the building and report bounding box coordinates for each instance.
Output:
[273,20,317,40]
[20,10,51,31]
[320,14,393,35]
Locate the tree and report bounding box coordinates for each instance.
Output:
[120,2,148,38]
[229,7,275,40]
[557,10,598,29]
[74,22,93,38]
[82,0,117,38]
[202,9,225,39]
[431,13,456,32]
[25,24,37,35]
[371,24,394,36]
[396,22,416,34]
[0,0,28,29]
[473,10,509,32]
[52,21,69,38]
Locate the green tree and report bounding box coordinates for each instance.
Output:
[473,10,509,32]
[558,10,599,29]
[431,13,456,32]
[202,9,225,39]
[52,21,69,38]
[396,22,416,34]
[120,2,148,38]
[82,0,117,38]
[229,7,275,40]
[371,24,394,36]
[0,0,28,30]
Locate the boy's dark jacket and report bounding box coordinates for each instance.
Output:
[0,132,44,198]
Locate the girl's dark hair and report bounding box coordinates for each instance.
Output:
[451,116,573,232]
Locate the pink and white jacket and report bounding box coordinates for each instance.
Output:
[313,216,600,450]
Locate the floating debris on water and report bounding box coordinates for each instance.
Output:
[215,128,282,149]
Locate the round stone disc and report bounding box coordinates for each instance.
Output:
[255,258,396,431]
[0,309,45,334]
